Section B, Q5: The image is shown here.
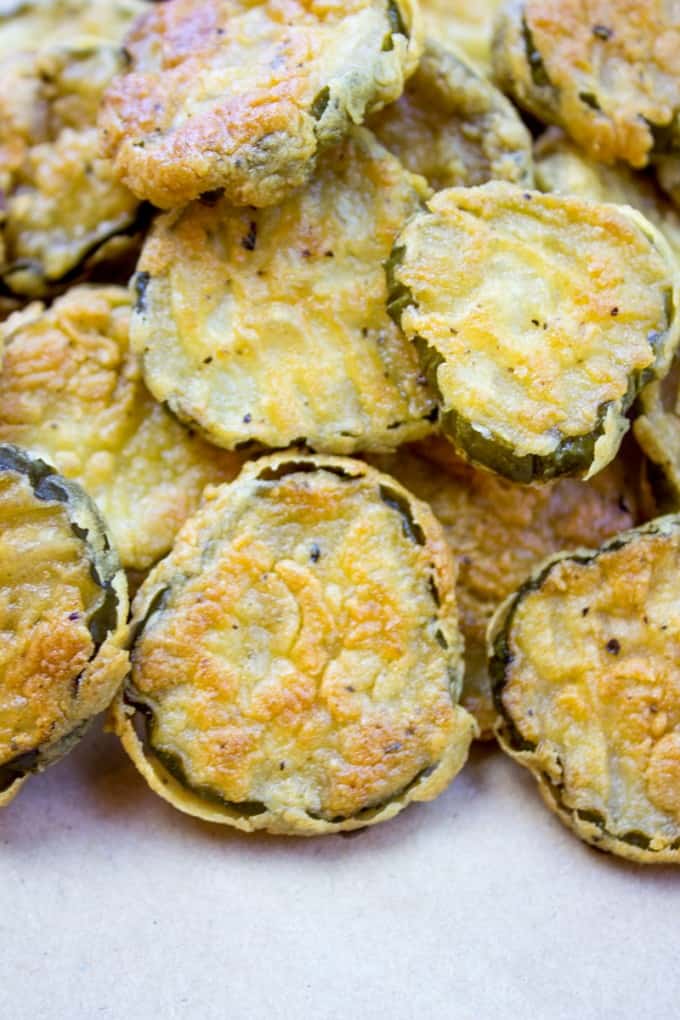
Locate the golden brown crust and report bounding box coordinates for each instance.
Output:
[100,0,423,209]
[0,447,129,801]
[116,453,475,834]
[371,438,637,737]
[493,0,680,168]
[0,286,244,570]
[133,128,436,454]
[390,183,680,482]
[368,40,532,191]
[491,517,680,863]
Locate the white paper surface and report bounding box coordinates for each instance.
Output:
[1,720,678,1020]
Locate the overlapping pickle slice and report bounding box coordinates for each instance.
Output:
[99,0,422,209]
[490,516,680,863]
[114,453,475,834]
[420,0,502,74]
[0,443,128,806]
[133,128,436,455]
[1,30,142,298]
[493,0,680,168]
[388,182,680,483]
[0,286,244,570]
[371,439,637,737]
[534,129,680,262]
[369,40,532,191]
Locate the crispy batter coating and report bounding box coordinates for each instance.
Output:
[372,439,637,737]
[114,453,475,834]
[634,360,680,514]
[0,40,140,297]
[490,516,680,863]
[420,0,502,73]
[534,128,680,263]
[388,182,680,483]
[0,0,147,57]
[133,128,436,454]
[0,286,244,570]
[368,40,532,191]
[0,445,128,806]
[100,0,423,209]
[493,0,680,168]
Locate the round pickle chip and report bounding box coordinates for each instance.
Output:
[387,182,680,484]
[368,40,533,192]
[114,453,476,835]
[0,443,129,806]
[132,127,437,455]
[370,438,638,737]
[99,0,423,210]
[492,0,680,169]
[0,286,245,571]
[489,516,680,864]
[420,0,503,74]
[534,129,680,263]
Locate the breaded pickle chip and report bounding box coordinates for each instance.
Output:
[0,0,147,56]
[493,0,680,168]
[368,41,533,191]
[372,439,637,737]
[420,0,502,74]
[388,183,680,483]
[0,443,129,806]
[133,128,436,454]
[0,41,141,298]
[0,286,244,571]
[100,0,422,210]
[534,129,680,262]
[114,453,475,834]
[490,516,680,863]
[634,360,680,514]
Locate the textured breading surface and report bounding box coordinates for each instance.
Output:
[100,0,422,209]
[133,128,436,454]
[420,0,502,73]
[491,517,680,862]
[369,41,532,191]
[493,0,680,167]
[389,182,680,482]
[0,287,243,570]
[116,454,475,834]
[373,440,636,736]
[0,447,129,805]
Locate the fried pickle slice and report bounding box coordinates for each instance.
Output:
[99,0,422,209]
[371,439,637,737]
[133,128,437,455]
[490,516,680,863]
[0,443,128,806]
[369,40,532,191]
[0,287,244,570]
[113,453,475,834]
[420,0,503,74]
[387,182,680,483]
[493,0,680,168]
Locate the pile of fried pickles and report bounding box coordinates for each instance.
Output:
[2,0,680,862]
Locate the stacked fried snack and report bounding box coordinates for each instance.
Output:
[1,0,679,860]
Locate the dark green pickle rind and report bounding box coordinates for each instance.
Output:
[488,516,680,859]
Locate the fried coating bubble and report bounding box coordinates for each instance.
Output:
[371,439,637,737]
[534,128,680,263]
[1,40,141,298]
[0,443,128,806]
[0,287,244,571]
[420,0,502,74]
[100,0,423,210]
[133,128,436,455]
[114,453,475,834]
[369,40,532,191]
[490,516,680,863]
[388,182,680,483]
[493,0,680,168]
